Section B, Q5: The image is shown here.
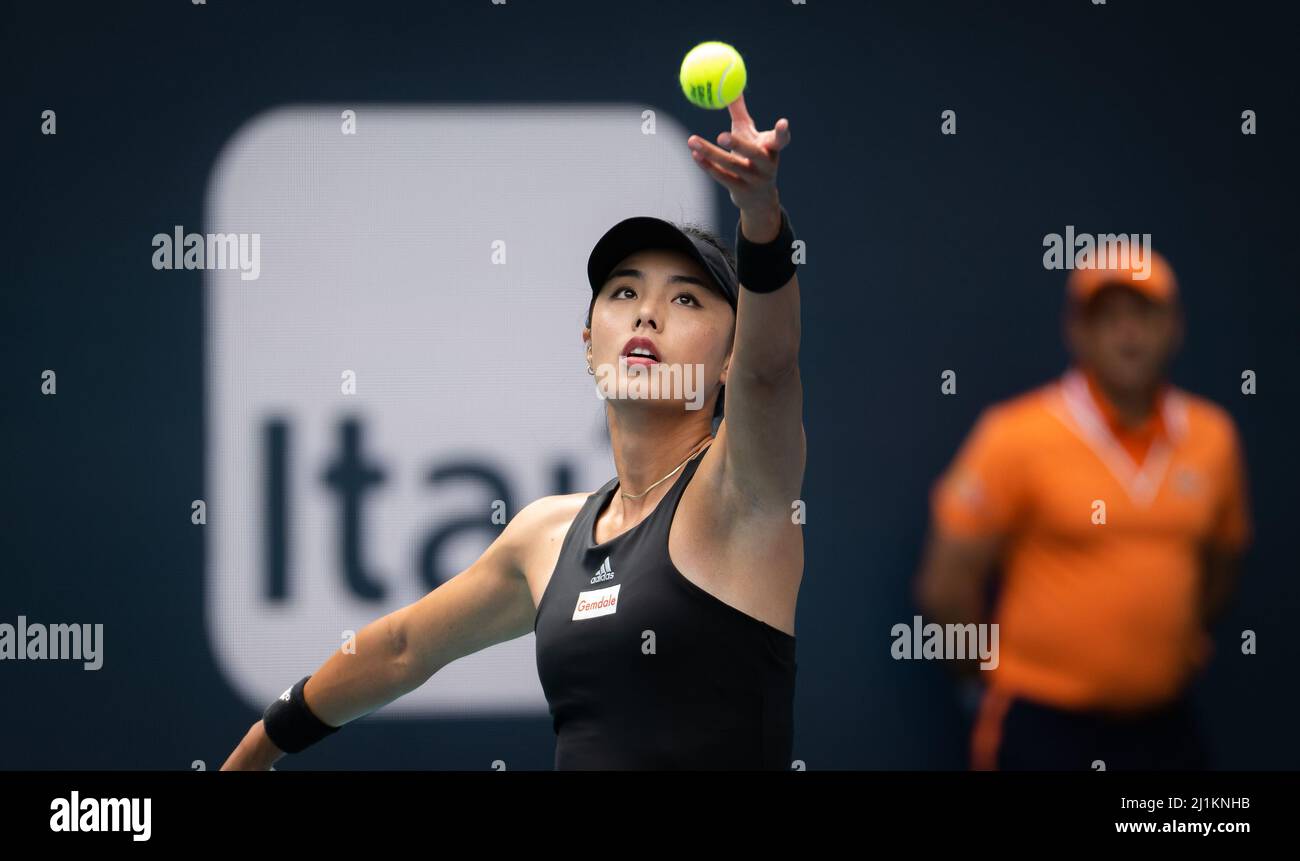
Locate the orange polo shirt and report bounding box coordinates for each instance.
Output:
[931,368,1251,712]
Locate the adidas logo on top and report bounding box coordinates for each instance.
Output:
[590,556,615,585]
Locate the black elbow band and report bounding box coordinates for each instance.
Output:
[735,206,798,294]
[262,675,340,754]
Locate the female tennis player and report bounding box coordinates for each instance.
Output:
[222,94,803,770]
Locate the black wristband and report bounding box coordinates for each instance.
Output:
[262,675,339,754]
[735,205,798,294]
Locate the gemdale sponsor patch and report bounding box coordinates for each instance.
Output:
[573,584,621,620]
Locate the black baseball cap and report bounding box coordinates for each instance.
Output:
[586,216,739,310]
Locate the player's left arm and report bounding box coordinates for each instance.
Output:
[687,94,803,513]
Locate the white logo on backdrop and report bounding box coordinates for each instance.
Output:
[205,104,716,715]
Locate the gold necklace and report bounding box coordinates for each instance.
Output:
[619,435,714,500]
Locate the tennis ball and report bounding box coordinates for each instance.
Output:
[679,41,746,109]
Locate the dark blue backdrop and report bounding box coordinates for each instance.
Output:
[5,0,1297,769]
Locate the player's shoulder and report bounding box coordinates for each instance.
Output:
[505,490,598,541]
[487,491,600,577]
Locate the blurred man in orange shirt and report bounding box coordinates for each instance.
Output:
[917,246,1251,770]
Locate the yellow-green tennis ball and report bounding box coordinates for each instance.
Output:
[679,41,747,109]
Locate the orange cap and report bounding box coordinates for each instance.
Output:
[1067,244,1178,304]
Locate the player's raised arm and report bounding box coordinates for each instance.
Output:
[686,93,803,510]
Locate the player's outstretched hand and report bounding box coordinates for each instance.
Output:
[685,93,791,216]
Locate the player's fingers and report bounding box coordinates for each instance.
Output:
[751,128,788,161]
[770,118,792,151]
[717,130,774,166]
[689,136,758,175]
[727,93,757,130]
[691,148,746,186]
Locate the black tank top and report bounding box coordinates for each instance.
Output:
[534,445,798,770]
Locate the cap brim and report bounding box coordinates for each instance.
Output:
[587,216,735,304]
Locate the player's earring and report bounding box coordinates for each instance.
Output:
[586,345,594,375]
